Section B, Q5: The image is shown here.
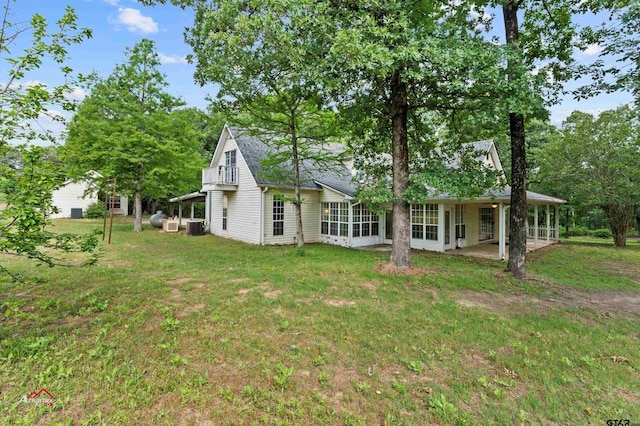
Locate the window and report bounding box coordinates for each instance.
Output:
[352,204,379,238]
[411,204,439,241]
[321,202,348,237]
[455,204,466,239]
[273,195,284,236]
[99,194,120,210]
[222,207,228,230]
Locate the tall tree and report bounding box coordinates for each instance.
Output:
[63,39,207,232]
[173,0,346,250]
[0,1,98,280]
[535,106,640,247]
[223,98,346,251]
[497,0,598,278]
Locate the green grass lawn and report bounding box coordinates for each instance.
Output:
[1,219,639,425]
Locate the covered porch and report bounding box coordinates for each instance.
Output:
[168,191,206,228]
[447,239,558,261]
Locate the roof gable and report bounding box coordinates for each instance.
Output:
[222,127,356,196]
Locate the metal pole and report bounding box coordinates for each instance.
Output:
[108,178,117,245]
[102,188,108,241]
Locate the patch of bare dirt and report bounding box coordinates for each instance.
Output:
[166,278,191,285]
[323,298,356,307]
[177,408,213,426]
[455,288,640,318]
[169,288,181,300]
[175,303,205,318]
[362,281,381,292]
[374,262,431,276]
[263,290,282,299]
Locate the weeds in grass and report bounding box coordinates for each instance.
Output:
[0,218,638,425]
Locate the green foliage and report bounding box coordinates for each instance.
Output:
[534,106,640,246]
[0,146,101,280]
[588,228,613,239]
[85,201,105,219]
[0,2,92,146]
[0,3,99,280]
[62,39,208,232]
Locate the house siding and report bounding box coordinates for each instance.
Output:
[207,135,262,244]
[51,180,127,218]
[263,189,320,245]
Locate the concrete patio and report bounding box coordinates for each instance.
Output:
[446,239,558,261]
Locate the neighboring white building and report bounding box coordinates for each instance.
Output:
[51,173,128,219]
[190,125,564,259]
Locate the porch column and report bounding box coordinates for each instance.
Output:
[555,205,560,240]
[438,203,445,252]
[498,203,506,261]
[534,204,539,248]
[190,202,195,219]
[178,203,183,228]
[546,204,551,243]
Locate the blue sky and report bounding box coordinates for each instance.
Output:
[6,0,634,142]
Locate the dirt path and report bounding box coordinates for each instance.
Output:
[455,286,640,318]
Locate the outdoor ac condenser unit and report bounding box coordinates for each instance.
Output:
[162,219,179,233]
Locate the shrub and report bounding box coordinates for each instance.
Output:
[85,201,105,219]
[588,228,612,238]
[566,225,588,237]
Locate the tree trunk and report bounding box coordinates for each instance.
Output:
[565,208,570,239]
[603,204,632,248]
[291,115,304,249]
[134,177,143,232]
[503,1,527,279]
[390,70,411,268]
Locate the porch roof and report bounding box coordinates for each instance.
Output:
[425,185,566,205]
[169,191,206,203]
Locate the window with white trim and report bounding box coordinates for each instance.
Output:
[321,202,348,237]
[352,204,379,237]
[411,204,438,241]
[455,204,466,239]
[222,207,228,230]
[273,195,284,236]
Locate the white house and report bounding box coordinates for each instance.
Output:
[51,173,128,219]
[192,126,564,259]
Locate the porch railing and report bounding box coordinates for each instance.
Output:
[527,226,557,240]
[202,166,239,186]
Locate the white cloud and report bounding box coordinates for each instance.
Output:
[39,109,64,120]
[103,0,119,5]
[158,53,188,65]
[582,44,603,56]
[65,87,87,101]
[115,7,159,34]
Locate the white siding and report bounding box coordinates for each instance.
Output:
[51,181,97,218]
[206,135,262,244]
[263,189,321,245]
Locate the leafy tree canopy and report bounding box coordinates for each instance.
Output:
[534,105,640,246]
[62,39,208,232]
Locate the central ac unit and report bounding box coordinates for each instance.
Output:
[163,219,179,233]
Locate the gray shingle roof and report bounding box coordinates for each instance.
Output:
[230,128,357,196]
[228,129,563,204]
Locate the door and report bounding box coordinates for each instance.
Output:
[479,207,495,241]
[224,150,237,184]
[444,208,454,250]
